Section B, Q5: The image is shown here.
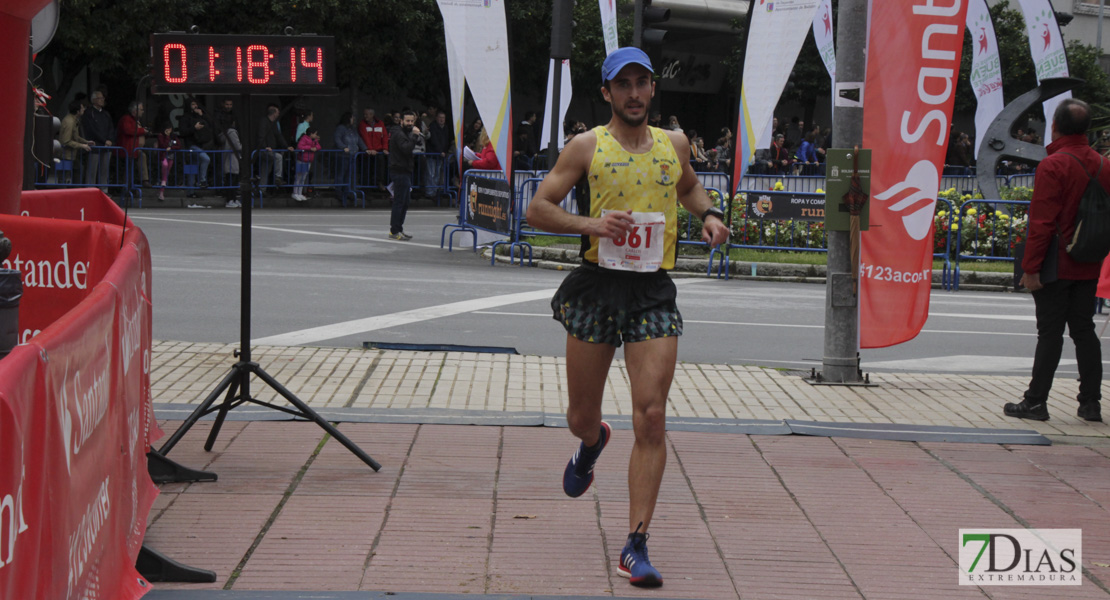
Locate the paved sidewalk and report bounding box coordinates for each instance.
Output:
[151,341,1109,440]
[143,341,1110,599]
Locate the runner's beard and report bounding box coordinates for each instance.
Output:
[614,103,647,127]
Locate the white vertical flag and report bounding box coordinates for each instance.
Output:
[599,0,619,55]
[1015,0,1070,145]
[733,0,822,185]
[812,0,835,120]
[540,58,573,151]
[444,28,466,173]
[967,0,1005,159]
[436,0,513,179]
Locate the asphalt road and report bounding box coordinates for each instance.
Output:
[132,206,1104,378]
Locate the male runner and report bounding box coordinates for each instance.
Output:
[525,47,729,588]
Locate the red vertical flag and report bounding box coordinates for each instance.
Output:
[860,0,969,348]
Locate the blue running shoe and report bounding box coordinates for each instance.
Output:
[618,525,662,588]
[562,421,611,498]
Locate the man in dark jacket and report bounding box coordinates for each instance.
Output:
[257,104,294,187]
[81,89,115,192]
[424,110,453,198]
[178,99,214,193]
[333,111,366,202]
[387,110,420,240]
[1006,98,1105,423]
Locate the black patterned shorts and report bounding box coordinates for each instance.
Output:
[550,263,683,347]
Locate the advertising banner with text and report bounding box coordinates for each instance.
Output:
[466,177,512,234]
[812,0,836,118]
[861,0,969,348]
[0,190,157,600]
[746,191,826,222]
[0,214,123,344]
[967,0,1004,159]
[599,0,618,55]
[1015,0,1069,144]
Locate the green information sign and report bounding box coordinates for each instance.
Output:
[824,148,871,232]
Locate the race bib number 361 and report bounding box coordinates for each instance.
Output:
[598,210,666,272]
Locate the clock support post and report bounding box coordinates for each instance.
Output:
[155,92,381,473]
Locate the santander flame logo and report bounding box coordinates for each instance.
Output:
[872,160,939,241]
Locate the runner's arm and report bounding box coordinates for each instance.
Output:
[666,130,730,247]
[526,132,633,240]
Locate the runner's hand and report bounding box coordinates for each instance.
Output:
[590,210,634,239]
[701,216,730,248]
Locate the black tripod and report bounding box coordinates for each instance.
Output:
[157,93,380,472]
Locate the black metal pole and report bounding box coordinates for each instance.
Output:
[239,93,252,397]
[548,0,573,169]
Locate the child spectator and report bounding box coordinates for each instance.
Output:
[156,123,181,200]
[293,126,321,202]
[223,117,243,208]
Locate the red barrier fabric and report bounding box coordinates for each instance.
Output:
[1099,258,1110,300]
[860,1,970,348]
[0,10,29,216]
[19,188,133,227]
[0,191,156,599]
[0,214,124,344]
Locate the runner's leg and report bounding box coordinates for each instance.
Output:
[565,334,616,446]
[623,336,677,532]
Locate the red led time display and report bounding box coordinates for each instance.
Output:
[150,33,337,95]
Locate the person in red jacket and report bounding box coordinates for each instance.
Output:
[117,100,150,187]
[466,129,501,171]
[358,108,390,188]
[1006,98,1105,423]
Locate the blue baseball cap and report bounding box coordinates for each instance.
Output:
[601,47,654,84]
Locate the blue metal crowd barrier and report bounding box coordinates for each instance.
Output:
[441,169,507,253]
[951,199,1029,291]
[36,145,134,205]
[133,147,239,205]
[738,174,825,194]
[934,197,956,290]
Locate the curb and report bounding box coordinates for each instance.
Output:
[488,245,1018,292]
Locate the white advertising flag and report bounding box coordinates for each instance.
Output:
[967,0,1004,159]
[444,28,466,172]
[436,0,513,179]
[812,0,835,120]
[540,58,573,152]
[733,0,822,186]
[1015,0,1070,145]
[599,0,619,55]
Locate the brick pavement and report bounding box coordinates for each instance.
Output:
[144,341,1110,599]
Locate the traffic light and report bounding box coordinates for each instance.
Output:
[551,0,575,59]
[635,0,670,48]
[31,112,61,167]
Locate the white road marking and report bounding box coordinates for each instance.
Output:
[130,215,445,249]
[864,355,1065,372]
[251,289,559,346]
[928,312,1035,322]
[249,277,706,346]
[470,311,1036,337]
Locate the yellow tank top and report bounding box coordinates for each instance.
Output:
[581,125,682,270]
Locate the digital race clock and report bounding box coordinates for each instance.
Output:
[150,33,337,95]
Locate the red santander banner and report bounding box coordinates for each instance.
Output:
[1,190,157,600]
[860,0,969,348]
